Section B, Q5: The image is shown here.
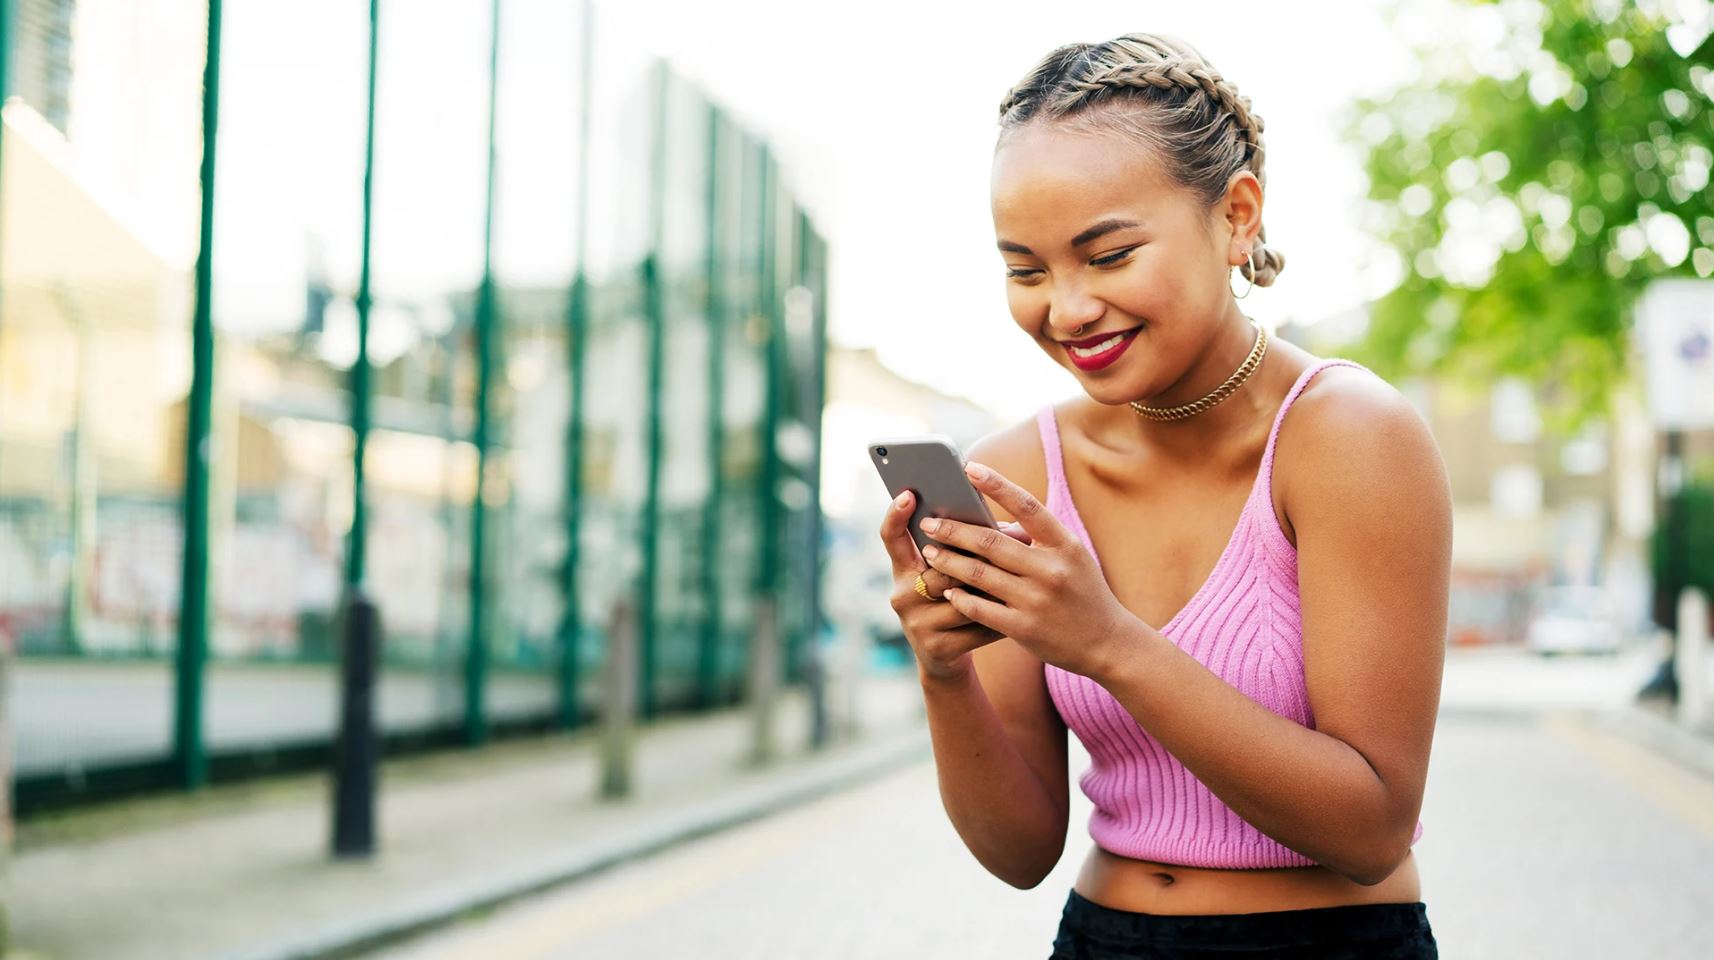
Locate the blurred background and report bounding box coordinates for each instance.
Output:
[1,0,1713,958]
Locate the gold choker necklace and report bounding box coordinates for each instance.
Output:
[1130,320,1268,422]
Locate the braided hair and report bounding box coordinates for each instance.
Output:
[998,33,1285,288]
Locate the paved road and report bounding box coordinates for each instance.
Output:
[364,701,1714,958]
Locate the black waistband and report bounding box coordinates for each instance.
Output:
[1060,889,1432,948]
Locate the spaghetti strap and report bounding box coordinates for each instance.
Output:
[1035,405,1070,507]
[1257,358,1369,505]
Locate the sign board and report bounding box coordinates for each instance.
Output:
[1637,278,1714,431]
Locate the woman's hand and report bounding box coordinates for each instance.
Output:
[878,490,1033,683]
[917,461,1145,682]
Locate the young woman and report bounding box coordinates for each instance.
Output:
[876,33,1449,958]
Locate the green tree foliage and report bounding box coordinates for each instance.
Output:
[1342,0,1714,428]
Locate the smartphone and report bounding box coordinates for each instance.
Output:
[868,435,1000,557]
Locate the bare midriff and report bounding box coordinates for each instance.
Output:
[1074,845,1420,916]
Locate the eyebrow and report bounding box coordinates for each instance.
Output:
[996,218,1143,256]
[1070,218,1143,247]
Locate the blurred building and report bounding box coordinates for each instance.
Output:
[1283,316,1660,647]
[10,0,75,134]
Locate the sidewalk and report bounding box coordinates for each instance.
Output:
[4,672,930,960]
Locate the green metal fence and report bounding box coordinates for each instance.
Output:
[0,0,828,813]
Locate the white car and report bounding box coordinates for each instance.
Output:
[1525,586,1621,655]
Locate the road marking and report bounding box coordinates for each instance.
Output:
[1540,711,1714,841]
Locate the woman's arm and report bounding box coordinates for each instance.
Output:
[1094,370,1450,885]
[923,635,1070,889]
[919,428,1071,890]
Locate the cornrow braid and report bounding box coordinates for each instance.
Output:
[997,33,1286,288]
[1060,61,1265,168]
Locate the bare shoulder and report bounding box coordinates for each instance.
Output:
[963,409,1051,525]
[1274,363,1450,545]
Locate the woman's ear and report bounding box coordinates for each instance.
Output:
[1222,171,1263,261]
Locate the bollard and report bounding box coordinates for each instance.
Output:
[600,593,637,799]
[2,621,14,955]
[842,624,865,741]
[1,619,13,851]
[1676,588,1709,730]
[748,597,780,766]
[332,589,381,857]
[805,623,829,750]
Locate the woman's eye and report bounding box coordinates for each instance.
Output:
[1092,246,1138,267]
[1005,267,1041,280]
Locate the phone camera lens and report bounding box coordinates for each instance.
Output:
[876,446,888,457]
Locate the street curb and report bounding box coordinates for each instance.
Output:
[219,727,932,960]
[1592,704,1714,783]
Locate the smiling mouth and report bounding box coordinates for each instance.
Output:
[1068,333,1130,358]
[1061,326,1142,357]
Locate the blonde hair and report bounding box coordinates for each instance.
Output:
[998,33,1285,288]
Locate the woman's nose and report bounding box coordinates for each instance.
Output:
[1048,285,1104,338]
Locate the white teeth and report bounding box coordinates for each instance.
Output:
[1069,332,1129,358]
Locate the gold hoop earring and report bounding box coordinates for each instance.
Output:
[1234,252,1256,300]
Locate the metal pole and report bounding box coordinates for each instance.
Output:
[0,0,10,339]
[638,62,667,720]
[345,0,380,592]
[697,105,723,711]
[331,0,383,860]
[749,145,780,765]
[0,4,13,918]
[466,0,502,747]
[175,0,224,791]
[801,213,829,749]
[558,0,594,731]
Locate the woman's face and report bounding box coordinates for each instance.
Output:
[990,123,1236,405]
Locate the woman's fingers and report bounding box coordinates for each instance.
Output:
[878,490,925,575]
[921,538,1027,603]
[916,566,962,602]
[964,462,1070,549]
[1000,521,1033,545]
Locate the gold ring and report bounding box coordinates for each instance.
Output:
[914,573,935,601]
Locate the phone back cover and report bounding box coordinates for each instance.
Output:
[869,437,998,556]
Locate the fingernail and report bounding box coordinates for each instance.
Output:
[922,544,939,559]
[921,518,940,534]
[965,462,990,482]
[894,492,910,510]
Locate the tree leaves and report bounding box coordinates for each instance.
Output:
[1343,0,1713,431]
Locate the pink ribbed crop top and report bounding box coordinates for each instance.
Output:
[1037,359,1424,869]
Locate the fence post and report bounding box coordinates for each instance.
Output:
[174,0,225,792]
[465,0,503,748]
[1677,588,1708,730]
[557,0,595,732]
[1,0,12,944]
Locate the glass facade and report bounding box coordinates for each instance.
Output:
[0,0,828,811]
